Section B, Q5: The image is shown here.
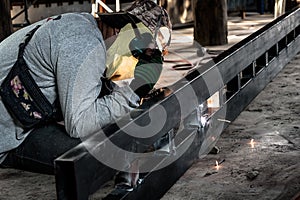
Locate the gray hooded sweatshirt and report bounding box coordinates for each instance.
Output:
[0,13,140,162]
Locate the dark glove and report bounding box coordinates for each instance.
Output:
[129,49,163,98]
[98,77,115,98]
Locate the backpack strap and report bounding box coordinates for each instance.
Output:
[18,25,41,60]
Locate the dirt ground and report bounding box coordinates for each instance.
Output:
[162,52,300,200]
[1,14,299,200]
[0,52,299,200]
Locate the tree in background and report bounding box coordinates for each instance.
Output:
[274,0,286,17]
[193,0,228,46]
[0,0,12,42]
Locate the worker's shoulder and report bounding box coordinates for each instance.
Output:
[59,12,96,25]
[52,12,98,34]
[41,12,99,38]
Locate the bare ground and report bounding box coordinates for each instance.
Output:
[1,14,299,200]
[0,53,299,200]
[162,53,300,200]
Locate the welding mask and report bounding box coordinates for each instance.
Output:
[105,25,162,81]
[104,21,153,81]
[99,9,171,81]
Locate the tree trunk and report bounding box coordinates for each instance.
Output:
[274,0,286,18]
[0,0,12,42]
[193,0,228,46]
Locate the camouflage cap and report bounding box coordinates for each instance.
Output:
[98,12,140,30]
[126,0,172,34]
[98,0,172,50]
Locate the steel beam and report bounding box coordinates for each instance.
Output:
[55,6,300,200]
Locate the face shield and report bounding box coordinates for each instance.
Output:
[98,0,172,81]
[105,22,149,80]
[105,19,171,81]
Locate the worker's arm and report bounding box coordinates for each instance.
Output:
[55,24,139,138]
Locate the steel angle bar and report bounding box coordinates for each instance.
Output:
[212,7,300,86]
[104,129,201,200]
[225,36,300,124]
[55,6,300,200]
[55,142,118,200]
[102,106,233,200]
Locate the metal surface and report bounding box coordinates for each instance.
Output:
[55,6,300,200]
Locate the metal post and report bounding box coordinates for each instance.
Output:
[24,0,30,25]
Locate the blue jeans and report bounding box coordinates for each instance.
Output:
[0,123,81,175]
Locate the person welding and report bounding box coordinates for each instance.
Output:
[0,0,172,187]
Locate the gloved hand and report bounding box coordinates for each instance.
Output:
[98,77,115,98]
[129,49,163,98]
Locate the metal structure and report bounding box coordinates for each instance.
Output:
[91,0,122,14]
[55,6,300,200]
[10,0,91,27]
